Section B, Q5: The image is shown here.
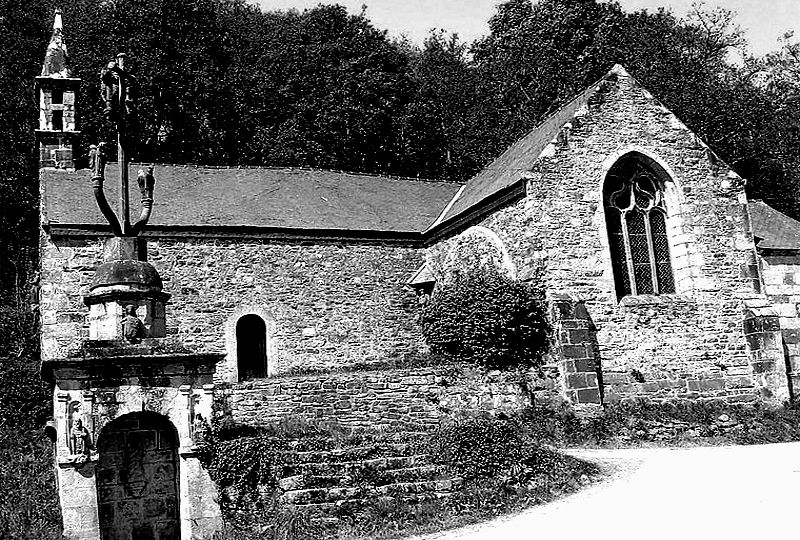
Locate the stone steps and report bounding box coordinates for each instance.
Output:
[283,476,459,504]
[290,489,459,515]
[278,463,448,491]
[273,439,458,518]
[265,435,461,522]
[276,454,431,477]
[280,442,419,463]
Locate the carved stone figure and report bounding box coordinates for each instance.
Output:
[121,304,147,342]
[137,166,155,201]
[88,142,107,179]
[100,60,119,120]
[70,419,92,457]
[100,58,136,123]
[193,413,209,447]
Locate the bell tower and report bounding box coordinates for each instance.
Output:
[35,8,80,170]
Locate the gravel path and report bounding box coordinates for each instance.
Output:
[409,442,800,540]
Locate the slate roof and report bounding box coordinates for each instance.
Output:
[748,200,800,251]
[41,164,462,236]
[434,68,613,228]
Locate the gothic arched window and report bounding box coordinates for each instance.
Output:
[604,155,675,299]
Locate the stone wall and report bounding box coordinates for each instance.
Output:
[220,365,560,433]
[759,255,800,396]
[39,236,427,377]
[426,68,769,403]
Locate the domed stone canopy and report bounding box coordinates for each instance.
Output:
[84,241,171,341]
[91,259,163,291]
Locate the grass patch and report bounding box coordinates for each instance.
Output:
[522,399,800,447]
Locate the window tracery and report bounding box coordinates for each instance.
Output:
[604,157,675,299]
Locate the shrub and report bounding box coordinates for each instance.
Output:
[205,436,288,508]
[428,417,524,482]
[421,267,549,369]
[518,400,800,447]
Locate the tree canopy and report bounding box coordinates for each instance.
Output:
[2,0,800,299]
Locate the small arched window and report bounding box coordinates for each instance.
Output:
[236,314,267,380]
[604,155,675,299]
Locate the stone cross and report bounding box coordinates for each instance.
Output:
[93,53,155,237]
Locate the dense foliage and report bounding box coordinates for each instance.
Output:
[429,417,525,482]
[421,269,550,369]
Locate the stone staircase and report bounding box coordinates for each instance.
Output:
[272,440,461,519]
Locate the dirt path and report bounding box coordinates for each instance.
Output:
[409,442,800,540]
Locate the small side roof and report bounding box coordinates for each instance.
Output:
[41,164,462,237]
[748,200,800,251]
[406,263,435,287]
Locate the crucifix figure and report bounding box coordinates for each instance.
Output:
[92,53,155,237]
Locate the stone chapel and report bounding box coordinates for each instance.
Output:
[37,9,800,540]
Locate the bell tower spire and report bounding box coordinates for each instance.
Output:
[35,8,81,170]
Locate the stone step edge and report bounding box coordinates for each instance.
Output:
[290,492,458,514]
[282,479,462,503]
[278,464,450,489]
[278,454,432,469]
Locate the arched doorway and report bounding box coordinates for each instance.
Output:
[236,314,267,380]
[96,412,180,540]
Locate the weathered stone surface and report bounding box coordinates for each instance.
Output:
[425,68,766,403]
[40,237,426,378]
[220,365,554,432]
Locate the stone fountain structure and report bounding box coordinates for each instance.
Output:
[42,17,224,539]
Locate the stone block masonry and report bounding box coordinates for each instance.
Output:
[426,68,769,403]
[220,365,559,433]
[40,236,427,377]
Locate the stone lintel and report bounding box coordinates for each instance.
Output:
[44,351,223,384]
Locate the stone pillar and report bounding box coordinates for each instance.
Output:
[56,392,71,459]
[53,387,101,540]
[744,306,791,403]
[179,385,193,445]
[179,382,221,539]
[551,293,603,405]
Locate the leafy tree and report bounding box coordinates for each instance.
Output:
[421,268,549,369]
[469,0,627,168]
[399,31,483,180]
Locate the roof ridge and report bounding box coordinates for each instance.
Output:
[479,67,620,169]
[111,162,459,185]
[434,66,621,227]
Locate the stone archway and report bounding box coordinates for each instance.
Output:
[96,412,180,540]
